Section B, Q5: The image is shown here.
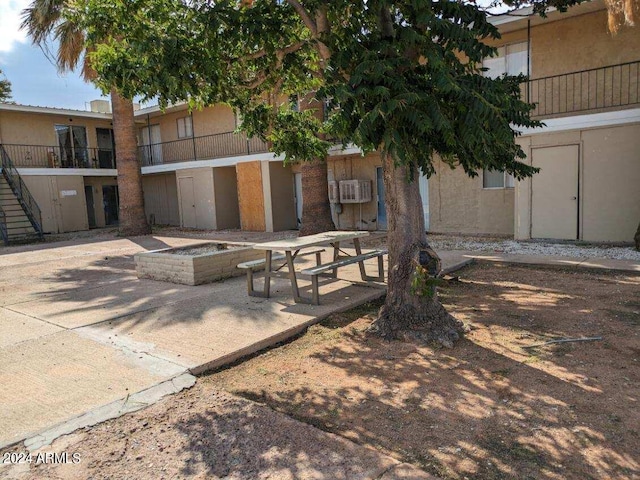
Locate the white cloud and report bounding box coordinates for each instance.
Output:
[0,0,31,53]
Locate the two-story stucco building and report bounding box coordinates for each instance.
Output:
[1,0,638,245]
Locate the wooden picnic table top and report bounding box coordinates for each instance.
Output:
[252,231,370,251]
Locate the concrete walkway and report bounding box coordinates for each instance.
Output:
[0,232,637,475]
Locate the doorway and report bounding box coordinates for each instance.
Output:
[96,128,115,168]
[85,186,96,228]
[178,177,197,228]
[141,124,163,165]
[531,145,580,240]
[102,185,119,226]
[376,167,387,230]
[293,173,303,229]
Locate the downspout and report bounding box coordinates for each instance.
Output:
[527,18,531,103]
[146,113,152,165]
[190,111,197,162]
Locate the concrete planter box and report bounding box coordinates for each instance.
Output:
[134,242,264,286]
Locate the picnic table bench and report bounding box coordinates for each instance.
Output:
[239,231,387,305]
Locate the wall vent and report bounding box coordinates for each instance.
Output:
[328,181,340,204]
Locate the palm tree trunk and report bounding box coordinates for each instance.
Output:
[299,158,335,235]
[110,89,151,236]
[368,153,466,347]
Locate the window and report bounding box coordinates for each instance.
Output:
[177,116,193,138]
[483,42,528,78]
[55,124,88,167]
[483,168,515,189]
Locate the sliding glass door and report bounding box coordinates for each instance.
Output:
[55,125,89,167]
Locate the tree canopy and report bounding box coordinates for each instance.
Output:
[0,69,12,102]
[68,0,593,345]
[72,0,585,177]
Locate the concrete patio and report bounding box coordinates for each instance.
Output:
[1,231,637,454]
[0,232,398,450]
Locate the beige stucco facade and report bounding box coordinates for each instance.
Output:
[515,122,640,243]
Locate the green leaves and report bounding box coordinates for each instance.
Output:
[0,69,11,102]
[72,0,580,175]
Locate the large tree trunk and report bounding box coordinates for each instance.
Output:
[299,157,335,236]
[369,153,466,347]
[635,221,640,251]
[110,89,151,236]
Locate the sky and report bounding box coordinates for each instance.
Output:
[0,0,107,110]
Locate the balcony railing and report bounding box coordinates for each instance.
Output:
[138,131,269,167]
[529,60,640,118]
[4,144,116,169]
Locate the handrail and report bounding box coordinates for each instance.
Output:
[0,144,43,239]
[2,144,116,169]
[528,60,640,117]
[138,130,268,166]
[0,205,7,245]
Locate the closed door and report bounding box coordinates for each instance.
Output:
[293,173,303,229]
[85,186,96,228]
[376,167,387,230]
[179,177,197,228]
[531,145,579,240]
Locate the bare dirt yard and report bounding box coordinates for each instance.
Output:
[2,263,638,479]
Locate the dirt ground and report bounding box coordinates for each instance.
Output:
[208,263,640,480]
[2,263,638,479]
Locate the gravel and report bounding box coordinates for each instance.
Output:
[428,236,640,261]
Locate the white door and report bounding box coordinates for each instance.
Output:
[531,145,579,240]
[141,124,163,165]
[419,174,430,231]
[293,173,303,229]
[178,177,197,228]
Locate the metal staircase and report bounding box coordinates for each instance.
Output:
[0,145,44,245]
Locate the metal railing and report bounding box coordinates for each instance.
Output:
[0,145,43,239]
[0,206,7,245]
[138,131,269,167]
[2,144,116,169]
[529,60,640,118]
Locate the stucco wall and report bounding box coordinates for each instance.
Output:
[492,8,640,79]
[0,111,114,168]
[142,173,180,226]
[327,153,381,231]
[21,175,89,234]
[428,159,515,236]
[515,122,640,243]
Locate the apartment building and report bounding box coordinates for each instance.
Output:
[0,0,638,244]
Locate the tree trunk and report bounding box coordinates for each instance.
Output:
[110,89,151,236]
[369,153,466,347]
[299,157,335,236]
[635,221,640,251]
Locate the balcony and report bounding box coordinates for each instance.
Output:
[4,144,116,169]
[529,60,640,118]
[138,131,269,167]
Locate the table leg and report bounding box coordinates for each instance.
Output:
[286,250,301,302]
[331,242,339,278]
[353,238,367,280]
[263,250,273,298]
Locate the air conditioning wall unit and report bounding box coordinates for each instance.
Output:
[339,180,372,204]
[328,181,339,204]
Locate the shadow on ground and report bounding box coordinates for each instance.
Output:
[209,263,640,480]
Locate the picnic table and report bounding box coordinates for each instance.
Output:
[238,231,387,305]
